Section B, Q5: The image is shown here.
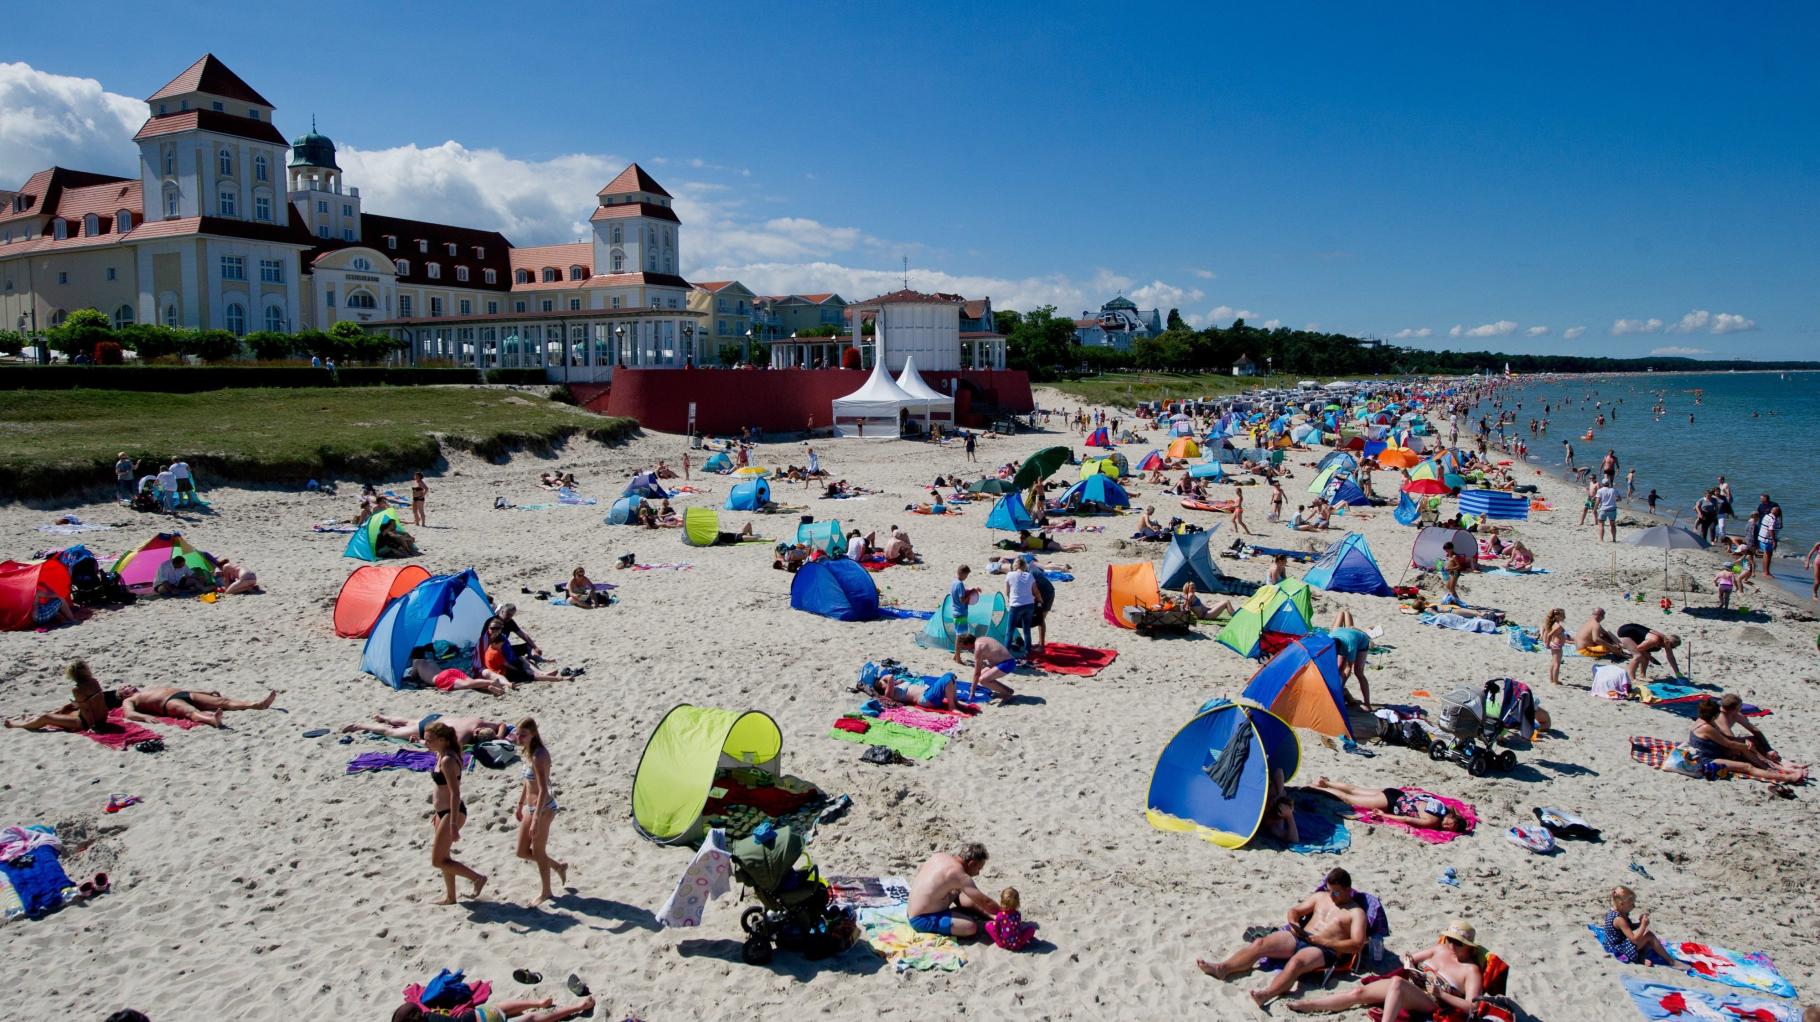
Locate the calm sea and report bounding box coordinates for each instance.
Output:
[1499,370,1818,588]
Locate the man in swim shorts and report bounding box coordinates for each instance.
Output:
[1196,867,1368,1008]
[907,842,1000,938]
[956,634,1017,702]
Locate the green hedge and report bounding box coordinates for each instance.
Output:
[0,366,549,392]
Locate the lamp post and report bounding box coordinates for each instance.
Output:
[743,327,753,367]
[613,324,625,369]
[682,322,694,368]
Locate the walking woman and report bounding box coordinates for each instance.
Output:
[410,471,430,527]
[1229,485,1260,537]
[1542,607,1567,685]
[514,717,568,906]
[424,721,486,904]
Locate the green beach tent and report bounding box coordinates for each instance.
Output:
[631,704,783,845]
[682,507,720,547]
[1215,579,1315,658]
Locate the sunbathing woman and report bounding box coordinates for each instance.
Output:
[120,685,277,727]
[1179,581,1237,621]
[1286,921,1485,1017]
[1687,699,1807,783]
[858,665,981,715]
[214,558,261,595]
[392,996,596,1022]
[4,660,119,732]
[423,721,486,905]
[565,567,604,608]
[342,714,512,746]
[1310,777,1465,832]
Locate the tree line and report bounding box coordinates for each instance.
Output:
[0,308,405,365]
[992,306,1820,378]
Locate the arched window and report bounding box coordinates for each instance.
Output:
[426,262,441,280]
[346,292,377,309]
[394,259,410,275]
[117,210,133,233]
[164,188,179,219]
[265,305,285,332]
[53,220,67,240]
[113,304,135,328]
[225,303,246,336]
[49,309,67,327]
[568,265,585,281]
[254,155,268,182]
[514,269,531,284]
[83,214,99,236]
[352,257,370,271]
[219,149,233,176]
[611,251,624,272]
[541,268,558,283]
[611,226,621,244]
[163,304,179,327]
[455,266,469,282]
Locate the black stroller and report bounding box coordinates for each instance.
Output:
[730,826,855,965]
[1426,678,1527,776]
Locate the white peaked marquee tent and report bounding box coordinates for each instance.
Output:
[831,358,920,438]
[894,355,954,431]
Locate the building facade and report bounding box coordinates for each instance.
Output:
[754,293,848,339]
[1071,295,1163,350]
[687,280,756,359]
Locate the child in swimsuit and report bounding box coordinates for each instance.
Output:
[985,887,1038,950]
[1601,886,1672,965]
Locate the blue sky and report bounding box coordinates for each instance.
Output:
[3,1,1817,358]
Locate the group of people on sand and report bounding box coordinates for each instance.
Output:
[6,660,277,732]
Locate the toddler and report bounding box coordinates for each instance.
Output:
[1714,567,1736,611]
[1600,886,1672,965]
[985,887,1038,951]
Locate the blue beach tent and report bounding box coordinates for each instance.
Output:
[1188,460,1225,480]
[606,496,643,525]
[1061,474,1131,509]
[702,451,733,473]
[916,591,1011,650]
[1304,533,1394,596]
[343,508,405,562]
[1316,451,1359,475]
[796,519,844,556]
[789,559,879,622]
[623,472,669,499]
[1393,490,1421,526]
[986,493,1037,532]
[724,478,772,511]
[1159,530,1225,591]
[1324,478,1372,507]
[1146,699,1302,848]
[1240,634,1352,738]
[360,569,495,689]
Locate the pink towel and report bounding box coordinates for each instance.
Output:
[402,980,492,1015]
[880,706,967,734]
[80,710,163,750]
[1352,788,1477,844]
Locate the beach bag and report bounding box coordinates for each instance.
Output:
[429,640,462,664]
[472,740,520,770]
[1664,747,1703,778]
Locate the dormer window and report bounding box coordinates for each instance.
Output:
[484,269,496,284]
[248,108,259,120]
[417,240,428,253]
[385,235,396,250]
[158,103,168,115]
[395,259,410,275]
[513,269,531,284]
[541,268,558,283]
[53,220,66,240]
[426,262,441,280]
[118,211,133,233]
[83,214,99,236]
[455,266,469,282]
[474,246,485,259]
[568,266,585,281]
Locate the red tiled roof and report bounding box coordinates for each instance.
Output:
[0,168,132,225]
[596,163,671,199]
[146,54,273,107]
[853,289,964,306]
[962,300,988,320]
[1074,319,1099,329]
[691,280,734,292]
[133,109,288,146]
[588,202,679,224]
[54,180,143,225]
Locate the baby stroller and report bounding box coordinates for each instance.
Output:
[730,825,855,965]
[55,546,134,608]
[1427,680,1520,777]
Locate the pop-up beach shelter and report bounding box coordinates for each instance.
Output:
[1303,533,1393,597]
[795,519,844,555]
[1159,531,1226,591]
[343,509,406,562]
[114,532,218,588]
[1216,579,1315,658]
[702,451,733,473]
[360,569,494,689]
[1147,699,1301,848]
[1316,451,1359,475]
[1137,450,1165,471]
[1458,490,1529,522]
[1166,437,1201,460]
[724,478,772,511]
[632,705,783,845]
[789,559,880,621]
[1104,562,1163,629]
[624,472,670,499]
[683,507,722,547]
[986,493,1037,532]
[1062,474,1131,510]
[1240,634,1352,737]
[333,563,431,638]
[607,496,644,525]
[1411,526,1477,572]
[1085,426,1113,448]
[1392,490,1421,526]
[1188,459,1225,480]
[1324,478,1371,507]
[1079,456,1121,480]
[916,591,1011,650]
[0,558,72,631]
[1306,464,1339,495]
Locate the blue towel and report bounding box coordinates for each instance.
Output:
[877,607,935,620]
[1284,802,1352,855]
[0,849,72,918]
[1044,571,1075,582]
[420,968,471,1009]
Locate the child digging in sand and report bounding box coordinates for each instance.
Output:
[986,887,1038,950]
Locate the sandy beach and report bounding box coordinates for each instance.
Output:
[1,384,1815,1020]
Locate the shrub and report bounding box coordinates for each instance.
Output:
[47,308,113,360]
[840,346,861,370]
[117,324,184,361]
[244,331,296,361]
[93,341,125,365]
[183,329,242,363]
[0,330,24,356]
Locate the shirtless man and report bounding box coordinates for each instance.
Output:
[1573,607,1620,655]
[1617,623,1683,682]
[954,633,1017,701]
[341,714,511,746]
[906,842,1001,938]
[1197,867,1368,1007]
[120,685,277,728]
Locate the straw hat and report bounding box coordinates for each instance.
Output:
[1439,920,1478,948]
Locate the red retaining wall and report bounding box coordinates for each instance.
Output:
[584,367,1033,434]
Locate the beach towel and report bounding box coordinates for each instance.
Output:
[346,750,470,774]
[555,488,597,506]
[311,521,358,533]
[856,556,898,572]
[1283,801,1352,855]
[879,705,968,735]
[1419,612,1501,634]
[1638,681,1706,705]
[827,719,947,760]
[657,829,733,928]
[403,976,491,1017]
[1620,974,1798,1021]
[828,875,912,910]
[0,847,72,918]
[1348,788,1476,844]
[0,825,61,865]
[81,711,162,750]
[38,520,113,535]
[632,562,694,571]
[0,873,25,923]
[1247,545,1316,562]
[1480,566,1550,576]
[1667,941,1797,999]
[856,905,968,972]
[1043,571,1076,582]
[876,607,934,620]
[1592,665,1632,700]
[1027,643,1119,676]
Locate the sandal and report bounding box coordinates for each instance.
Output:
[1769,783,1796,800]
[566,974,591,997]
[512,968,542,985]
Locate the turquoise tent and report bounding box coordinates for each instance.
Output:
[1146,699,1301,848]
[359,569,494,689]
[1188,460,1225,480]
[606,496,643,525]
[724,478,772,511]
[796,519,844,556]
[986,493,1037,532]
[703,451,734,473]
[344,508,406,562]
[916,591,1010,650]
[1303,533,1393,597]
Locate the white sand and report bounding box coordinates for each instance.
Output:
[1,385,1815,1020]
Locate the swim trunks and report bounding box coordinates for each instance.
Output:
[909,911,954,935]
[994,658,1017,674]
[1291,935,1340,968]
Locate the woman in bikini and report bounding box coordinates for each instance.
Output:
[424,721,486,905]
[566,567,602,608]
[859,665,981,715]
[120,685,277,728]
[1228,485,1259,537]
[1687,699,1806,783]
[214,559,260,595]
[513,717,569,907]
[410,472,430,527]
[1310,778,1465,832]
[4,660,119,732]
[1541,607,1566,685]
[342,714,511,746]
[1287,921,1484,1018]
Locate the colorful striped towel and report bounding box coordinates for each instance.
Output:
[1620,974,1797,1021]
[1349,788,1476,844]
[879,705,968,735]
[1668,940,1797,998]
[856,905,967,972]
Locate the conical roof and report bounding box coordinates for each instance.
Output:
[835,358,918,406]
[893,355,952,403]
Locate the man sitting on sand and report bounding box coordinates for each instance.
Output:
[907,842,1002,938]
[1573,607,1621,655]
[1197,867,1369,1007]
[955,633,1018,702]
[153,551,206,596]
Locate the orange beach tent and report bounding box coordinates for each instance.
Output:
[333,564,432,638]
[1103,562,1163,629]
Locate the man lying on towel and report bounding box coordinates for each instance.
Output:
[1573,607,1621,656]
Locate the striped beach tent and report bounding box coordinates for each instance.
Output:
[1457,489,1529,521]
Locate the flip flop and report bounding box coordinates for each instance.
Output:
[1768,783,1796,800]
[512,969,542,985]
[301,728,330,738]
[566,973,590,997]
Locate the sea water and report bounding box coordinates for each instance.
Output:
[1499,371,1818,592]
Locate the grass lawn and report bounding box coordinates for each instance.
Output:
[0,386,632,498]
[1044,372,1313,407]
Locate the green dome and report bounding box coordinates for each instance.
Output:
[288,123,339,170]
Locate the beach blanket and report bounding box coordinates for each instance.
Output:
[1419,612,1501,634]
[1027,643,1119,677]
[856,556,899,572]
[1283,800,1352,855]
[1667,941,1797,999]
[828,874,911,910]
[1049,523,1105,533]
[856,905,968,972]
[826,719,947,761]
[38,520,113,535]
[1480,566,1550,576]
[0,846,73,918]
[311,521,358,533]
[879,705,969,735]
[1620,974,1798,1021]
[876,607,934,620]
[632,562,693,571]
[1638,681,1707,705]
[347,750,471,774]
[1629,736,1676,770]
[555,488,597,505]
[1043,571,1075,582]
[1247,545,1316,562]
[81,711,162,750]
[1348,788,1476,844]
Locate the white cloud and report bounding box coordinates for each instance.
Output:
[1392,327,1434,340]
[1448,325,1463,338]
[1667,310,1710,334]
[1190,267,1216,280]
[1611,317,1664,335]
[1128,280,1205,313]
[1461,320,1519,338]
[1563,325,1586,339]
[1659,309,1758,336]
[341,142,628,245]
[1525,325,1549,336]
[0,62,143,183]
[1711,312,1756,334]
[1260,319,1283,329]
[1650,345,1711,356]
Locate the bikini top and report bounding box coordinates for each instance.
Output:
[430,770,448,787]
